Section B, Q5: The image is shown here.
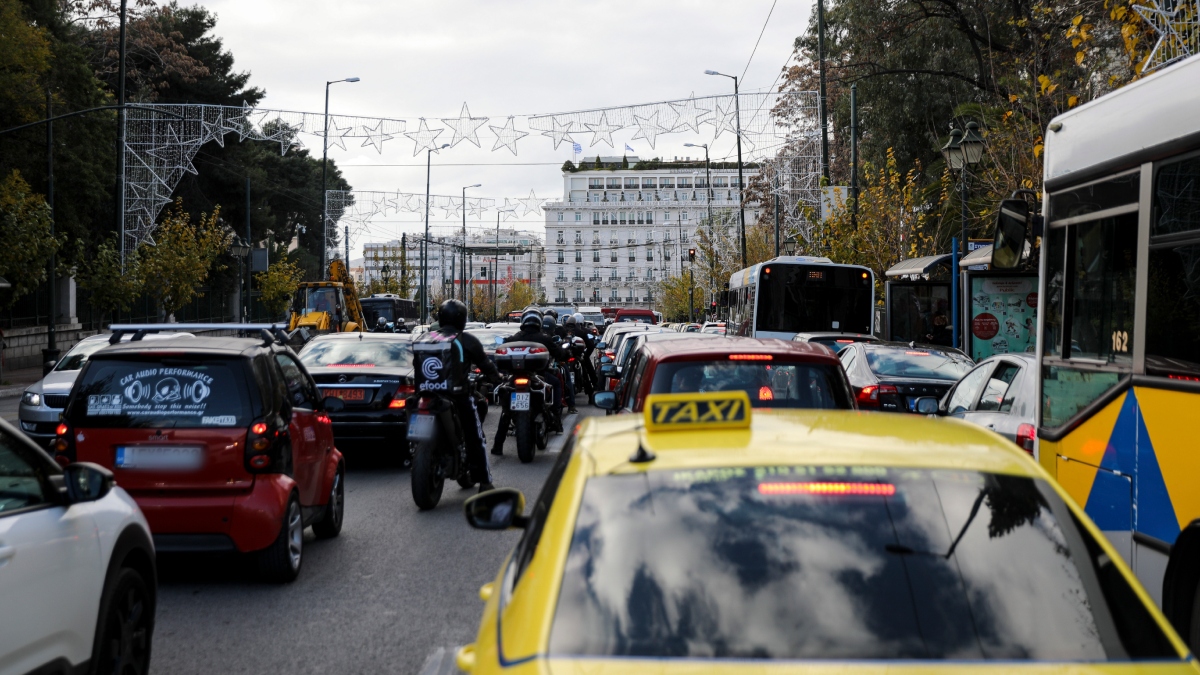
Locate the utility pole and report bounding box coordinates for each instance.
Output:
[850,84,859,231]
[344,224,350,266]
[774,172,781,257]
[44,87,57,371]
[245,177,251,321]
[817,0,830,182]
[116,0,127,268]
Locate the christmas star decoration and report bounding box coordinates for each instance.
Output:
[404,118,444,156]
[441,103,489,148]
[467,198,488,218]
[201,114,226,147]
[541,116,575,150]
[145,126,198,175]
[489,117,528,155]
[1133,0,1199,72]
[499,198,520,220]
[584,112,620,148]
[385,192,404,215]
[325,120,351,151]
[669,94,711,133]
[222,101,255,141]
[266,120,298,155]
[360,119,394,154]
[631,111,667,149]
[442,199,464,219]
[517,190,543,216]
[709,95,739,139]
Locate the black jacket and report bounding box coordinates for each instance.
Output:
[438,328,500,385]
[505,327,568,361]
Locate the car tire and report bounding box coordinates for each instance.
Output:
[1189,580,1200,654]
[257,494,303,583]
[312,463,344,539]
[90,567,154,675]
[515,413,534,464]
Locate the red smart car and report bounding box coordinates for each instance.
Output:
[52,325,345,582]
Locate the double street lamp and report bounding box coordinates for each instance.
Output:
[321,76,360,275]
[684,142,715,305]
[940,120,985,350]
[704,70,747,268]
[420,144,451,322]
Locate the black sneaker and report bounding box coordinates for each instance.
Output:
[568,407,579,415]
[490,445,504,456]
[478,482,496,494]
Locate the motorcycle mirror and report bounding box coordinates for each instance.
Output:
[464,488,528,530]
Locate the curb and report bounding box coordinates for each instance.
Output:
[0,385,30,400]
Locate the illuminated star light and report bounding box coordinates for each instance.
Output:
[404,118,444,156]
[467,198,488,218]
[669,94,712,134]
[441,103,489,148]
[385,191,404,215]
[541,116,575,150]
[584,111,620,148]
[1133,0,1199,72]
[709,95,739,139]
[499,198,520,220]
[489,117,528,155]
[517,190,543,217]
[631,111,667,149]
[360,119,394,154]
[442,198,464,219]
[325,119,352,151]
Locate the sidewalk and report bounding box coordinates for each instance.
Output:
[0,366,46,399]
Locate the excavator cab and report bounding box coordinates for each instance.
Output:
[287,260,365,335]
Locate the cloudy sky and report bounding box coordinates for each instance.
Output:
[193,0,813,249]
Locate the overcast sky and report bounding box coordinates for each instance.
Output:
[193,0,813,250]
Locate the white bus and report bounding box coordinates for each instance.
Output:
[726,256,875,339]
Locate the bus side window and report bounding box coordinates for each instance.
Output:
[1146,154,1200,378]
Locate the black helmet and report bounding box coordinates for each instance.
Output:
[564,314,577,326]
[437,299,467,331]
[541,316,556,332]
[544,308,559,319]
[520,309,543,330]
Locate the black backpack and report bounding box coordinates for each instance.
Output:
[413,330,466,393]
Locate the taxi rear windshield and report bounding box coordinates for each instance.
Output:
[549,467,1176,661]
[649,360,851,408]
[66,357,253,428]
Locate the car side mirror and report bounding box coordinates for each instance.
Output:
[464,488,528,530]
[62,462,113,503]
[322,396,346,413]
[599,355,612,364]
[914,397,941,415]
[597,341,607,349]
[594,391,617,410]
[992,199,1030,270]
[599,365,616,378]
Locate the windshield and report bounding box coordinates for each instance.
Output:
[550,467,1176,661]
[865,347,973,380]
[67,357,252,428]
[361,301,395,322]
[296,287,340,314]
[649,359,851,409]
[54,339,112,371]
[755,264,873,334]
[298,338,413,369]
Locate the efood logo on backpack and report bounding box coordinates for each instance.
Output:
[419,357,448,391]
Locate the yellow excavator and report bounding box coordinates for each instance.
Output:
[287,259,365,334]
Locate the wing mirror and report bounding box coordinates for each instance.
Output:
[62,462,113,503]
[597,341,607,349]
[599,364,616,378]
[914,396,941,415]
[322,396,346,413]
[593,391,617,410]
[464,488,528,530]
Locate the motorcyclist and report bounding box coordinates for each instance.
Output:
[543,308,569,341]
[492,310,567,455]
[373,316,391,333]
[566,313,597,404]
[429,299,501,492]
[543,315,577,414]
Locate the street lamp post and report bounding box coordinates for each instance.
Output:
[420,143,451,323]
[321,76,359,276]
[684,142,714,305]
[462,183,480,303]
[705,70,747,268]
[229,235,251,322]
[940,121,985,351]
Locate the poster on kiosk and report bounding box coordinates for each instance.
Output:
[967,275,1038,360]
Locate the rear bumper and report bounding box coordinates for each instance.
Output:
[131,474,296,554]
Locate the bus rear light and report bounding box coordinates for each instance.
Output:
[1016,424,1036,454]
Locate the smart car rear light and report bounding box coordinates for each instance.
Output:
[251,422,268,435]
[53,423,75,464]
[56,423,68,436]
[244,420,281,473]
[1016,423,1036,454]
[758,482,896,496]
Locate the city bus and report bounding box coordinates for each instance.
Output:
[726,256,875,339]
[1035,53,1200,648]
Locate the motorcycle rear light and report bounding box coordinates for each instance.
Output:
[758,386,774,401]
[495,347,508,355]
[251,422,268,435]
[514,377,530,386]
[56,423,68,436]
[389,398,406,408]
[1016,423,1036,454]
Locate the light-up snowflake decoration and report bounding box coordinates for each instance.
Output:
[1134,0,1200,72]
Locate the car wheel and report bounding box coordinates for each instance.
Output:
[312,463,344,539]
[257,494,303,583]
[1189,580,1200,653]
[91,567,154,675]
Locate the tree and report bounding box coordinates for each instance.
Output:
[0,170,61,306]
[621,155,629,169]
[139,200,229,319]
[655,271,705,322]
[594,155,602,169]
[500,279,537,317]
[561,160,576,173]
[76,234,144,321]
[0,0,52,125]
[468,284,491,322]
[255,258,303,320]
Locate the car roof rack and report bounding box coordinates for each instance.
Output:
[108,323,292,347]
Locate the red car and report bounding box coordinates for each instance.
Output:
[53,326,345,582]
[595,337,855,413]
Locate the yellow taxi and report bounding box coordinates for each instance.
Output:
[456,391,1197,674]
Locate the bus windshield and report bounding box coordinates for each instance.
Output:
[755,265,873,334]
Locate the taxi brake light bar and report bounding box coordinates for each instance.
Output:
[758,482,896,496]
[729,354,772,361]
[905,351,931,356]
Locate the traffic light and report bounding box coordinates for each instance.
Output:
[688,248,696,262]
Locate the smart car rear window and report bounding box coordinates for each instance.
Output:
[549,467,1177,661]
[67,357,253,428]
[649,360,851,409]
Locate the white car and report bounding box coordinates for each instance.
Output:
[0,418,156,674]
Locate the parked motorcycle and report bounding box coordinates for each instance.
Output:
[408,335,475,510]
[493,342,554,463]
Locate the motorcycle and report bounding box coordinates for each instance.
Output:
[408,336,475,510]
[493,342,554,463]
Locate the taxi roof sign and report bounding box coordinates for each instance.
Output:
[643,391,751,432]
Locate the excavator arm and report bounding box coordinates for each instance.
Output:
[328,259,365,332]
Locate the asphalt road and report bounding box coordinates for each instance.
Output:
[145,402,604,675]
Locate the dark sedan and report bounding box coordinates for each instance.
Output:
[838,341,974,413]
[297,332,414,460]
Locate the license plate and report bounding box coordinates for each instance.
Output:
[407,414,435,441]
[115,445,203,471]
[511,392,531,411]
[323,388,365,401]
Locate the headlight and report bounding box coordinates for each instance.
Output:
[22,392,40,406]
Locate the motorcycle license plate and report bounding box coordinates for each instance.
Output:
[407,414,435,441]
[510,392,531,411]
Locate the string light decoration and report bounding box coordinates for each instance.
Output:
[403,118,444,156]
[488,117,528,155]
[1134,0,1200,72]
[441,102,489,148]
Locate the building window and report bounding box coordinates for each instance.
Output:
[574,249,582,262]
[678,177,692,188]
[682,211,688,221]
[660,178,675,189]
[575,288,583,300]
[574,267,582,280]
[556,230,564,244]
[641,178,657,189]
[575,212,582,221]
[606,178,621,189]
[592,230,600,244]
[629,249,636,262]
[589,178,604,189]
[647,211,654,224]
[636,212,645,224]
[619,212,627,225]
[557,213,563,221]
[610,288,619,299]
[593,249,600,262]
[714,176,728,187]
[665,249,671,261]
[574,230,582,244]
[611,250,618,262]
[646,248,653,261]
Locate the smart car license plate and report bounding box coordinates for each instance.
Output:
[510,392,531,411]
[115,445,203,471]
[323,388,365,401]
[407,414,435,441]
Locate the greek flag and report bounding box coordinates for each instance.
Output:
[625,144,635,153]
[572,142,582,154]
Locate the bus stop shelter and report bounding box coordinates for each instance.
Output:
[884,254,952,346]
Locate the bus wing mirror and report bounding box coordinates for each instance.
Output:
[992,199,1029,270]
